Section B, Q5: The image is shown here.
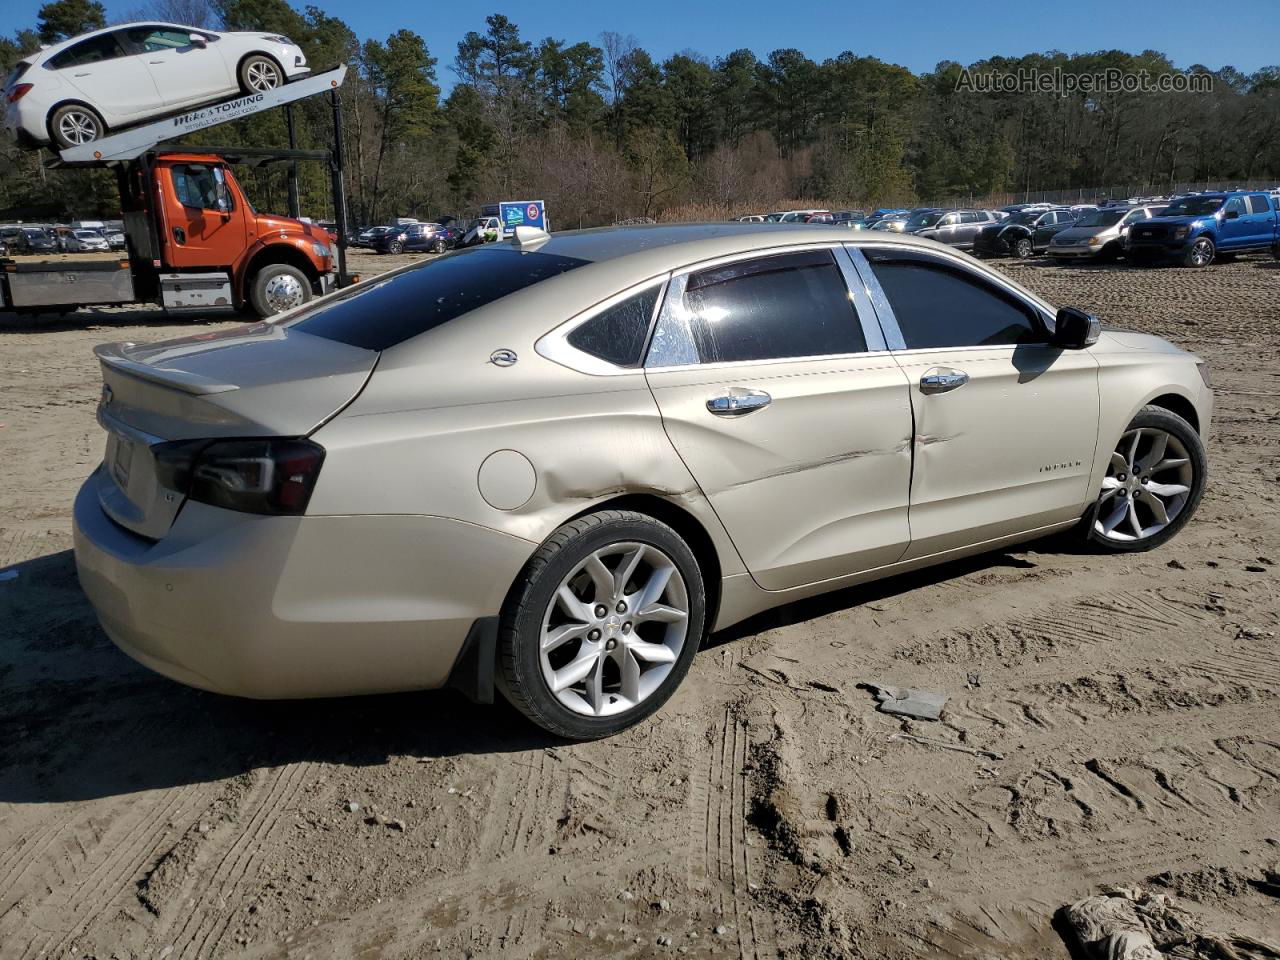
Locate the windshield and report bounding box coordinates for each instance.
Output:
[1007,211,1043,226]
[1162,196,1226,216]
[75,231,98,239]
[286,246,591,351]
[906,211,944,230]
[1074,210,1126,228]
[23,228,48,238]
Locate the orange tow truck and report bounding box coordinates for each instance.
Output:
[0,66,352,318]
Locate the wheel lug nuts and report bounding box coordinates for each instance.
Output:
[588,628,602,642]
[616,601,627,614]
[605,638,617,651]
[622,622,632,634]
[594,604,608,618]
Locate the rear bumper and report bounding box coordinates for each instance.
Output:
[73,467,534,699]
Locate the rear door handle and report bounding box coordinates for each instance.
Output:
[707,389,771,416]
[919,370,969,395]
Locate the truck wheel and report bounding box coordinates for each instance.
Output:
[1183,237,1214,268]
[250,264,312,318]
[1013,237,1033,258]
[239,55,284,94]
[50,104,105,148]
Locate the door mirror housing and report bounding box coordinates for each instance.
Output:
[1224,209,1240,220]
[189,33,207,48]
[1051,307,1101,349]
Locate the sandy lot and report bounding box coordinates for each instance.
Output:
[1,248,1278,959]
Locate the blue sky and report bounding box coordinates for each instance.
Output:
[87,0,1279,79]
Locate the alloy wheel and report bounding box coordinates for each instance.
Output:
[246,60,282,91]
[1015,238,1033,258]
[1093,427,1194,542]
[1190,239,1213,267]
[58,109,99,145]
[539,542,689,717]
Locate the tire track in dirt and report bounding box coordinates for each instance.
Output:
[16,784,202,959]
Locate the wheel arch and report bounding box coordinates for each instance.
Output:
[1145,391,1201,434]
[236,241,322,302]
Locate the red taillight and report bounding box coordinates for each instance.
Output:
[6,83,33,103]
[153,437,326,515]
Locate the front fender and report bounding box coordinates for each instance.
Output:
[233,235,325,298]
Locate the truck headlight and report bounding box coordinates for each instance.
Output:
[311,242,330,258]
[1174,226,1190,239]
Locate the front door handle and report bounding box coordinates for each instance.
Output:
[919,370,969,395]
[172,226,186,245]
[707,389,771,416]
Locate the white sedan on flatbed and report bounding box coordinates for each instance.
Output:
[3,22,308,149]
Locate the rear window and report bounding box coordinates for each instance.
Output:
[287,246,590,351]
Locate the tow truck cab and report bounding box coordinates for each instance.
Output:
[123,152,335,314]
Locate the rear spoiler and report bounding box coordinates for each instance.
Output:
[94,342,238,396]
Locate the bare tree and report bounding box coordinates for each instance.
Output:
[600,31,636,105]
[122,0,219,27]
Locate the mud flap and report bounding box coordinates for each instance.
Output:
[447,616,498,704]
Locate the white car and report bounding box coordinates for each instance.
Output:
[67,229,109,252]
[3,22,308,149]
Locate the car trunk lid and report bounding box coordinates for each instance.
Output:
[93,321,376,539]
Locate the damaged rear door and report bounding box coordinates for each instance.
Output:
[644,246,913,591]
[858,246,1100,559]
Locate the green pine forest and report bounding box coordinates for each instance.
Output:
[3,0,1279,226]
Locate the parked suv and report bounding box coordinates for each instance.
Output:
[1126,192,1278,267]
[906,209,998,249]
[974,207,1077,258]
[373,222,453,255]
[1048,205,1163,261]
[74,224,1212,740]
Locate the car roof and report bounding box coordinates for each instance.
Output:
[31,21,210,59]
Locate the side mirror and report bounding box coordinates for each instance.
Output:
[189,33,207,48]
[1224,209,1239,220]
[1051,307,1101,349]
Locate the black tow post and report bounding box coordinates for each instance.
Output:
[329,88,350,288]
[284,103,300,219]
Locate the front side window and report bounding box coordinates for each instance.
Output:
[1224,196,1246,217]
[567,286,660,367]
[866,251,1043,350]
[651,249,866,366]
[171,164,230,212]
[48,33,127,69]
[125,27,196,51]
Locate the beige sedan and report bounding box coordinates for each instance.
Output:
[73,224,1212,739]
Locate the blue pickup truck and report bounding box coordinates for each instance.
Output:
[1126,191,1279,267]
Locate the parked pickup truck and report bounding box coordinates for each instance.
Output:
[1,151,336,317]
[1126,191,1279,267]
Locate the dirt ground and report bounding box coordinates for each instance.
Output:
[1,247,1278,960]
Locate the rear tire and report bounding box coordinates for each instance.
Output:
[498,510,706,740]
[238,55,284,94]
[1084,406,1206,553]
[49,103,105,149]
[249,264,312,318]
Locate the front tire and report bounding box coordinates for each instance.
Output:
[239,55,284,94]
[1183,236,1215,268]
[499,510,706,740]
[1013,236,1034,259]
[1086,406,1206,553]
[49,103,106,149]
[387,239,404,255]
[248,263,312,318]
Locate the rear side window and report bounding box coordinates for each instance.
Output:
[1248,194,1272,214]
[867,252,1043,350]
[567,287,660,367]
[48,33,127,68]
[288,247,590,351]
[679,249,866,364]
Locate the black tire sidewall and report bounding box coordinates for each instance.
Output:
[1087,406,1207,553]
[500,513,706,740]
[249,264,311,318]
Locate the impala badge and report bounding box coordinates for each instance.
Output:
[489,349,518,367]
